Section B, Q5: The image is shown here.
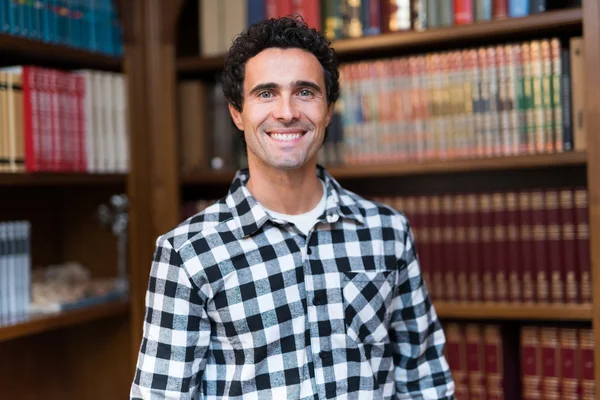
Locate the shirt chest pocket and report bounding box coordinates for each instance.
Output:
[341,270,396,344]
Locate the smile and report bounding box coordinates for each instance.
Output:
[266,130,307,142]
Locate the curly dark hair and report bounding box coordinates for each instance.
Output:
[221,16,340,113]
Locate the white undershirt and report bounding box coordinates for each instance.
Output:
[264,179,327,236]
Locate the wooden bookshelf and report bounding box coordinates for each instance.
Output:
[0,299,129,343]
[0,33,122,71]
[435,302,593,321]
[182,152,587,185]
[177,8,582,75]
[0,173,127,186]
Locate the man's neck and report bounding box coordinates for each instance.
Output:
[245,161,324,216]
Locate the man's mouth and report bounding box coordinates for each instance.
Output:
[266,129,307,142]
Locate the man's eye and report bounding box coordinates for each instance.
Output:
[258,91,272,98]
[299,89,314,97]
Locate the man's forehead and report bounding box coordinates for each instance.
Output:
[244,48,325,86]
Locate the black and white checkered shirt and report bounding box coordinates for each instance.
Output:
[130,166,455,400]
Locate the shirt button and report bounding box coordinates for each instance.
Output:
[313,296,324,306]
[320,351,331,360]
[307,247,312,255]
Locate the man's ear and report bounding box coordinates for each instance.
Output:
[326,102,335,126]
[229,103,244,131]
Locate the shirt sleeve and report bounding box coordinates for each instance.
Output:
[130,235,211,399]
[390,219,455,400]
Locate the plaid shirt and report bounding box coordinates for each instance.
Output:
[130,166,455,400]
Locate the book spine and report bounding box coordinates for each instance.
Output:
[454,0,474,24]
[541,327,560,399]
[484,325,504,400]
[520,191,535,303]
[560,188,578,304]
[580,329,595,399]
[574,187,590,303]
[506,191,522,303]
[467,324,485,399]
[531,189,549,303]
[492,192,508,302]
[559,328,579,399]
[521,326,542,400]
[545,189,564,304]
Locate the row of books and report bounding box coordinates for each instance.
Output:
[198,0,579,56]
[0,0,123,56]
[0,220,31,321]
[182,186,590,305]
[0,65,129,174]
[178,36,585,173]
[374,187,590,305]
[445,323,594,400]
[326,37,584,167]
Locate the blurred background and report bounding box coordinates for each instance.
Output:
[0,0,597,399]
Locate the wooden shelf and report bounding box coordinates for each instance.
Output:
[182,151,587,185]
[435,302,593,321]
[177,8,582,74]
[0,33,122,71]
[1,173,127,186]
[0,299,130,343]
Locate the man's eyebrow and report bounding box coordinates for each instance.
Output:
[248,80,323,95]
[292,80,322,93]
[249,82,279,95]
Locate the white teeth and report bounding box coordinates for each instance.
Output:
[271,133,302,141]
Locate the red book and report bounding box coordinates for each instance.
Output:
[49,69,60,172]
[454,0,474,24]
[466,324,486,399]
[579,329,595,399]
[265,0,278,18]
[531,189,549,303]
[545,189,564,304]
[484,325,504,400]
[22,66,39,172]
[276,0,294,17]
[292,0,321,30]
[415,196,432,288]
[442,194,457,301]
[559,328,579,399]
[466,193,482,302]
[573,187,591,303]
[493,0,509,19]
[479,193,495,302]
[519,191,535,303]
[492,192,508,302]
[560,188,578,303]
[521,326,542,400]
[455,194,469,302]
[445,323,470,398]
[75,74,87,172]
[541,327,560,399]
[505,191,522,303]
[430,195,444,301]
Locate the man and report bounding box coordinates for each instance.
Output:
[130,16,454,400]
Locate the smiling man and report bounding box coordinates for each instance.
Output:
[130,16,454,400]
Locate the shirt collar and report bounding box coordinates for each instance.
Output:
[226,165,366,239]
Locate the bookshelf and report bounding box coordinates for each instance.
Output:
[182,151,588,184]
[0,32,122,71]
[0,299,129,343]
[0,173,127,186]
[122,0,600,399]
[0,1,132,399]
[177,8,583,75]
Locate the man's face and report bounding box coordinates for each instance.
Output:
[229,47,333,171]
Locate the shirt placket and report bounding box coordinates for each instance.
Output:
[305,213,340,400]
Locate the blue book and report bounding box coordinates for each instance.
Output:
[8,0,18,35]
[247,0,265,27]
[509,0,529,17]
[0,0,7,33]
[88,0,96,51]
